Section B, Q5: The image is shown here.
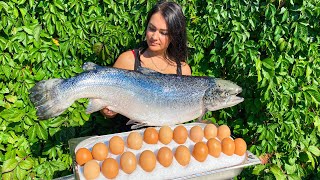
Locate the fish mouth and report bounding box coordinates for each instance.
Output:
[207,95,244,111]
[224,86,244,107]
[225,95,244,106]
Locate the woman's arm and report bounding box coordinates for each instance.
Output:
[181,62,192,76]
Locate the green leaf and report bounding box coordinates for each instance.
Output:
[19,157,34,170]
[39,120,49,130]
[308,146,320,156]
[53,0,65,10]
[2,65,11,79]
[24,116,34,126]
[262,58,274,69]
[0,1,9,12]
[0,108,24,122]
[284,163,296,174]
[314,116,320,132]
[274,26,282,36]
[49,127,60,136]
[29,0,35,8]
[35,123,48,140]
[270,165,286,180]
[17,0,27,5]
[33,25,42,42]
[93,42,103,55]
[13,7,19,18]
[2,158,18,173]
[49,117,65,128]
[27,125,36,140]
[19,8,28,18]
[5,95,17,103]
[47,21,55,35]
[0,86,9,93]
[288,174,300,180]
[2,171,14,180]
[280,8,289,23]
[34,68,46,81]
[306,151,315,168]
[0,36,8,50]
[16,150,27,158]
[15,165,28,180]
[44,147,57,159]
[306,89,320,104]
[252,164,265,175]
[50,160,67,171]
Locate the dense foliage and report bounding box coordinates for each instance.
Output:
[0,0,319,179]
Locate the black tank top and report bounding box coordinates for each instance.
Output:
[132,49,182,75]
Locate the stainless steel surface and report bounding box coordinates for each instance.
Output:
[54,174,75,180]
[69,136,93,180]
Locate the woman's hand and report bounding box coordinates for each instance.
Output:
[100,107,118,118]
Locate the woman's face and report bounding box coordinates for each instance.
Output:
[146,12,171,53]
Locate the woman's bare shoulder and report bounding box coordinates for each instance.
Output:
[181,62,192,76]
[113,50,135,70]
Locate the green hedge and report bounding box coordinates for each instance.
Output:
[0,0,319,179]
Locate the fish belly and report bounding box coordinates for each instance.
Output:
[102,88,205,126]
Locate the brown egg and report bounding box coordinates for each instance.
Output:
[109,136,125,155]
[120,151,137,174]
[204,124,218,139]
[189,125,204,143]
[174,145,191,166]
[221,137,235,156]
[207,138,221,158]
[217,125,231,140]
[75,148,93,166]
[127,131,143,150]
[139,150,156,172]
[173,125,188,144]
[157,147,173,167]
[234,138,247,156]
[192,142,209,162]
[159,126,173,145]
[83,160,100,180]
[143,127,158,144]
[91,142,108,161]
[101,158,119,179]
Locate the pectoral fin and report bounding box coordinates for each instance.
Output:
[126,119,148,129]
[86,99,108,114]
[197,108,208,122]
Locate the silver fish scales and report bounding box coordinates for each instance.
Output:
[29,62,244,128]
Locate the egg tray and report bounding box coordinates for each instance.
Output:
[69,122,261,180]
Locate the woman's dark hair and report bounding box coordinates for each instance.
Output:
[141,1,188,63]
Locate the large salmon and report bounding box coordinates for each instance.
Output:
[29,62,244,128]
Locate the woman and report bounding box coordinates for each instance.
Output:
[101,1,191,121]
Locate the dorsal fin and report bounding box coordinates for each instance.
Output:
[82,62,103,71]
[136,67,161,75]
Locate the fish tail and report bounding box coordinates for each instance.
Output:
[29,79,69,119]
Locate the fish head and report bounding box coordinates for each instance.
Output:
[203,78,244,111]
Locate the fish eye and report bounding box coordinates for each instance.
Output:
[221,92,229,97]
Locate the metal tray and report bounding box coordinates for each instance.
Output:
[68,123,261,180]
